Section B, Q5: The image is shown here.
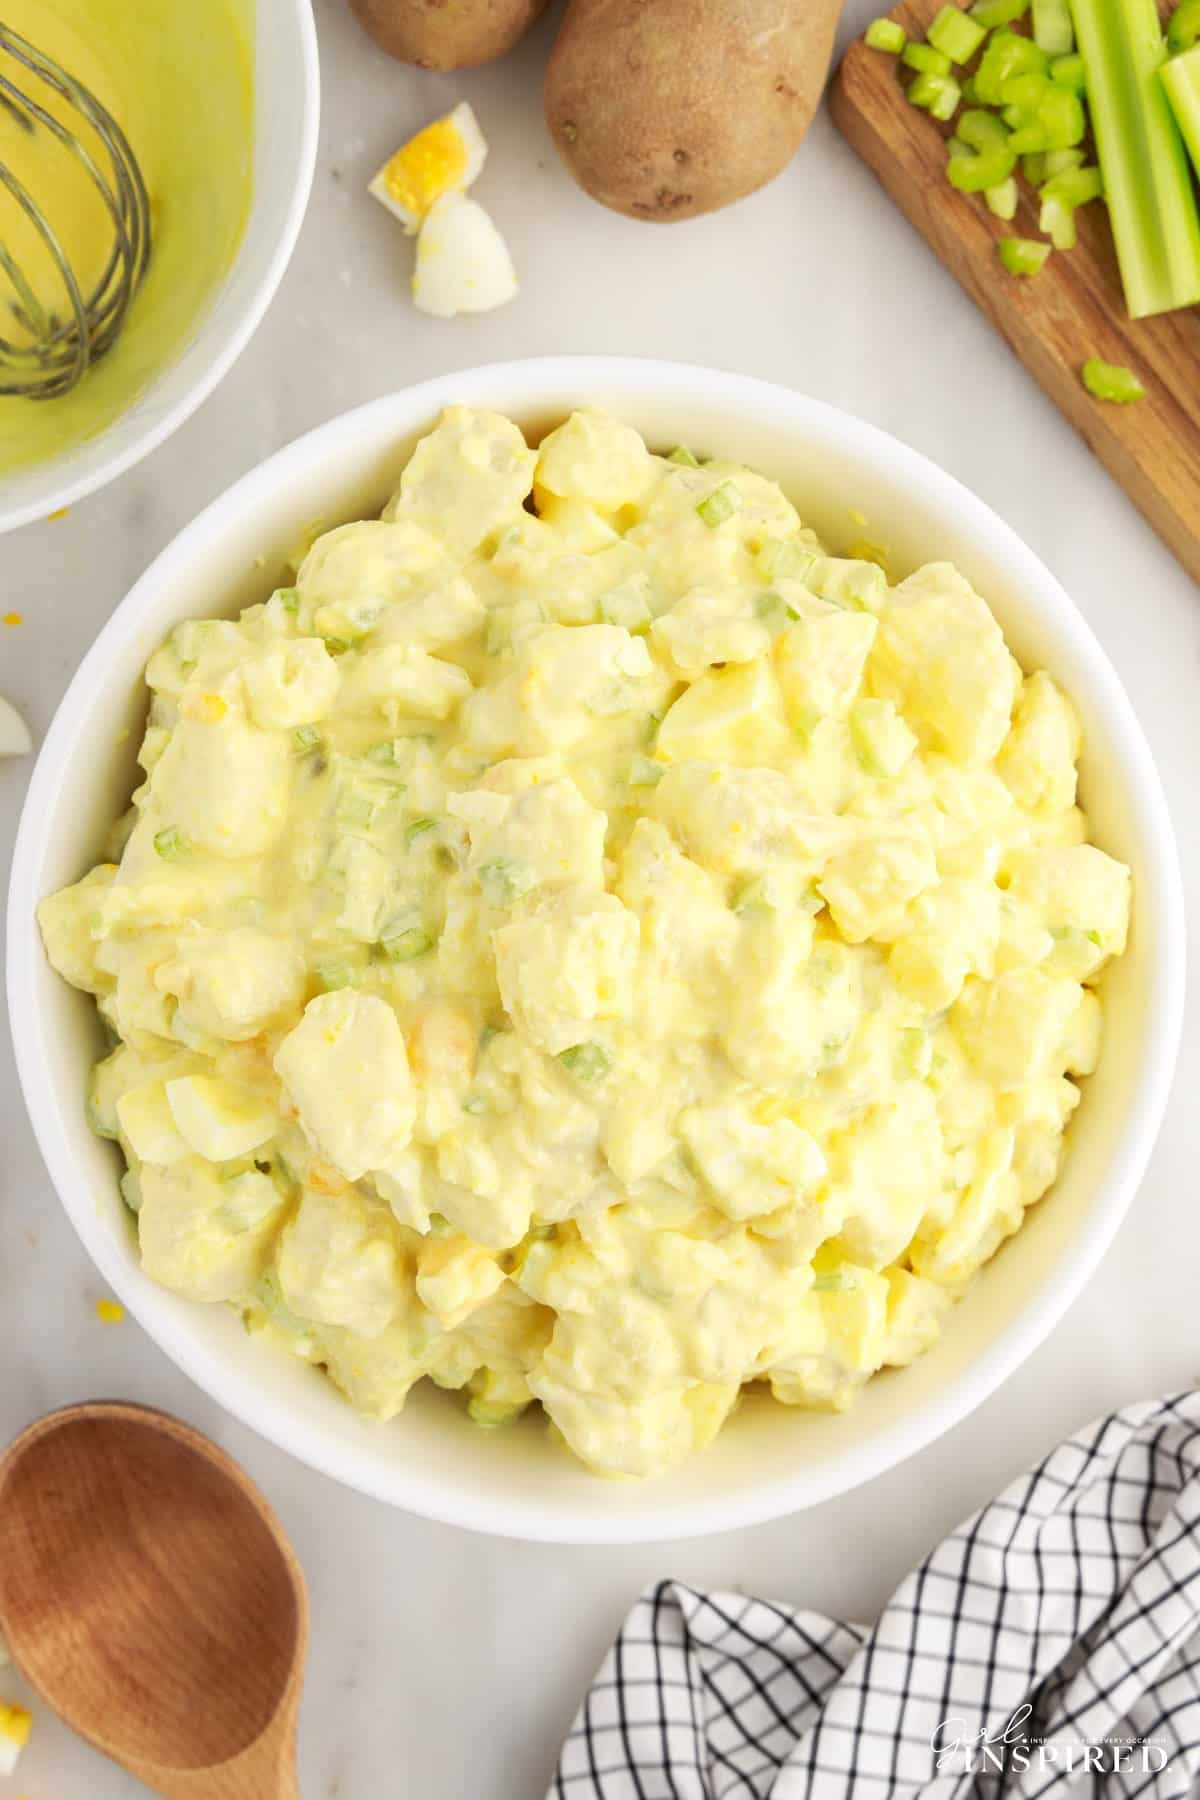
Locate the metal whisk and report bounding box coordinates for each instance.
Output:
[0,23,150,400]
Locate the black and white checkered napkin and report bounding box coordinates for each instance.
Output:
[552,1392,1200,1797]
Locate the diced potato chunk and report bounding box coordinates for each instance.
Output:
[274,991,415,1181]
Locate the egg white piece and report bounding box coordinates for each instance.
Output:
[412,192,519,319]
[0,695,31,757]
[368,101,488,234]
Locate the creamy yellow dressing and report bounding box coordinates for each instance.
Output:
[39,408,1132,1479]
[0,0,253,476]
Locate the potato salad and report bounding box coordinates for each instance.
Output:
[39,407,1132,1479]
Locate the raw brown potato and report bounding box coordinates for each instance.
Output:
[348,0,552,69]
[544,0,840,221]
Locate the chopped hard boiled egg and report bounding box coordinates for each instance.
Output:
[0,695,32,757]
[368,101,487,233]
[412,192,518,319]
[0,1701,31,1776]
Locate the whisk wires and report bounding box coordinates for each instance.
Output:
[0,24,150,399]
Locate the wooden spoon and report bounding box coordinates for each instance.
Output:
[0,1403,307,1800]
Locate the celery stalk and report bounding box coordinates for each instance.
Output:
[1161,47,1200,184]
[1070,0,1200,317]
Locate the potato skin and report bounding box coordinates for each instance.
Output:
[349,0,552,70]
[544,0,837,220]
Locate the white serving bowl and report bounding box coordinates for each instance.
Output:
[7,359,1185,1542]
[0,0,319,536]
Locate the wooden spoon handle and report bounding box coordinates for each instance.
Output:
[154,1736,299,1800]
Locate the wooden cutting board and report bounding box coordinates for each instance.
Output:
[830,5,1200,583]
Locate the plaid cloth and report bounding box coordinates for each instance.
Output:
[552,1392,1200,1797]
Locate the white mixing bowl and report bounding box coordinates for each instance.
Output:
[7,359,1185,1542]
[0,0,319,535]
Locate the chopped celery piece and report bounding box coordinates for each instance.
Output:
[731,874,780,916]
[986,176,1020,216]
[954,114,1021,196]
[961,73,980,101]
[1161,46,1200,184]
[865,16,907,51]
[896,1026,933,1079]
[599,587,652,632]
[1072,0,1200,318]
[1039,87,1087,146]
[1023,150,1048,181]
[405,815,439,846]
[557,1042,613,1083]
[812,1267,860,1293]
[754,590,794,626]
[1040,193,1079,246]
[276,587,301,613]
[629,755,665,787]
[910,71,962,117]
[1033,0,1074,54]
[976,32,1049,104]
[1168,0,1200,49]
[928,6,987,61]
[1042,163,1103,203]
[380,921,434,962]
[1081,357,1146,401]
[1002,83,1085,148]
[667,444,700,466]
[960,107,1013,149]
[902,41,953,74]
[1051,51,1087,89]
[970,0,1030,21]
[696,481,743,528]
[759,537,817,580]
[949,144,1018,189]
[1044,146,1087,174]
[317,960,357,991]
[947,133,971,157]
[1001,70,1055,108]
[999,235,1053,272]
[478,857,537,905]
[153,826,190,862]
[292,724,322,754]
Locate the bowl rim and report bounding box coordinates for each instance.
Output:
[0,0,321,537]
[7,357,1186,1541]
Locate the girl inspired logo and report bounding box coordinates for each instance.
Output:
[930,1706,1170,1777]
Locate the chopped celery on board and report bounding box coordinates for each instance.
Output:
[999,235,1054,271]
[1051,50,1087,89]
[1070,0,1200,317]
[986,175,1021,215]
[910,71,963,117]
[971,0,1031,23]
[928,4,988,60]
[1081,357,1146,400]
[866,16,907,51]
[903,40,953,74]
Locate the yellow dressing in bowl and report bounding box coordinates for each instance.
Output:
[0,0,253,478]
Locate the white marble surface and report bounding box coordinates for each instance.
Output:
[1,2,1197,1794]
